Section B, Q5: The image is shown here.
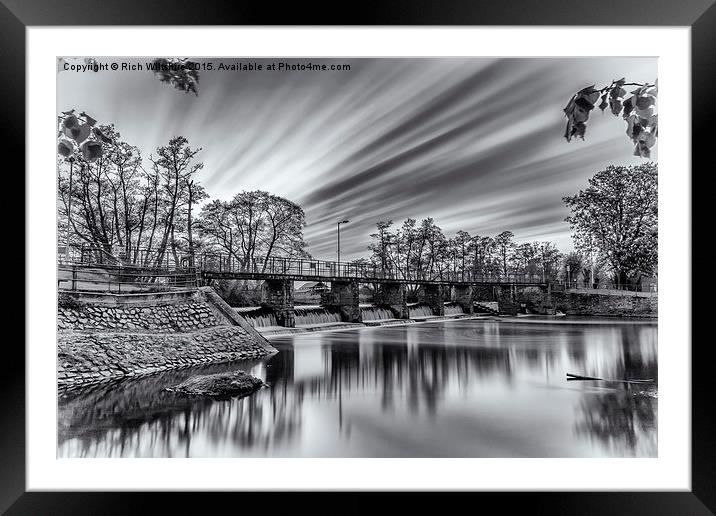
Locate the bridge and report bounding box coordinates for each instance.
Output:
[198,254,547,326]
[196,253,547,286]
[58,252,548,327]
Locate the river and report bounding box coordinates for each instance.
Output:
[58,316,657,458]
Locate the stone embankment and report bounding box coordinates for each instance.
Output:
[58,287,276,388]
[494,287,657,318]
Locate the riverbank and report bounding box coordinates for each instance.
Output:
[57,287,277,388]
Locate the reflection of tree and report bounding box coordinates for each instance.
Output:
[571,324,657,456]
[575,390,657,457]
[58,357,304,457]
[59,335,518,457]
[59,321,658,457]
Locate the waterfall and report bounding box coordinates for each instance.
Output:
[361,307,395,321]
[408,303,434,318]
[444,303,464,315]
[236,307,279,328]
[295,305,342,326]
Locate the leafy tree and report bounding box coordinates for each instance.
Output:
[197,191,309,270]
[150,58,200,95]
[184,180,209,265]
[561,252,583,284]
[513,242,539,278]
[149,137,204,267]
[494,231,515,279]
[468,235,498,278]
[368,220,396,271]
[57,117,208,267]
[563,163,657,285]
[538,242,562,282]
[564,78,658,157]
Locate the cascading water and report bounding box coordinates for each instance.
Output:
[361,306,395,321]
[235,307,279,328]
[295,305,342,326]
[408,303,435,318]
[444,303,464,316]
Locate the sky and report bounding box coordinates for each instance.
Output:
[57,57,657,261]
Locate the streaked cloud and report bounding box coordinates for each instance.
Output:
[58,57,657,260]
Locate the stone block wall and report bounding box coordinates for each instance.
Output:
[423,284,447,316]
[374,282,409,319]
[57,301,219,333]
[57,288,277,388]
[58,327,269,387]
[452,285,474,314]
[550,291,657,317]
[260,279,295,327]
[324,280,362,322]
[495,288,658,318]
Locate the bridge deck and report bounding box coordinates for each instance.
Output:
[198,255,547,287]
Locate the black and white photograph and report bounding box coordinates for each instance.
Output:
[55,56,659,459]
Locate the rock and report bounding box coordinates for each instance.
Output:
[166,370,264,398]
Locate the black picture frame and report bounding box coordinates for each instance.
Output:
[4,1,711,514]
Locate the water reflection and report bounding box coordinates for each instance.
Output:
[58,317,657,457]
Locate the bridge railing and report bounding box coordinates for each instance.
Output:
[58,244,196,268]
[58,263,199,293]
[197,253,546,284]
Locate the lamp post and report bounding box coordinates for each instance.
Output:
[337,220,349,266]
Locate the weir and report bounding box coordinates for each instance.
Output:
[453,284,474,314]
[294,306,342,326]
[444,302,465,316]
[373,282,409,319]
[423,284,448,316]
[360,306,396,321]
[260,279,296,327]
[322,280,362,322]
[236,307,279,328]
[408,303,434,318]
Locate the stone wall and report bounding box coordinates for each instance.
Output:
[260,279,295,327]
[57,301,220,333]
[324,280,362,322]
[423,284,447,316]
[551,291,657,317]
[497,288,658,318]
[374,282,409,319]
[58,288,277,388]
[58,327,269,387]
[452,285,474,314]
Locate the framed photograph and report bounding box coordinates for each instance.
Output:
[7,0,711,513]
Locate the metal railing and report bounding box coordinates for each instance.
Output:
[57,263,199,293]
[57,244,194,268]
[197,253,547,285]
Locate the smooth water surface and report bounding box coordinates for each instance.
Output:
[58,317,657,457]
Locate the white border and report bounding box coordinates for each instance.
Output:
[27,27,690,491]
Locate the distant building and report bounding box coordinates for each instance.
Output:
[294,281,329,304]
